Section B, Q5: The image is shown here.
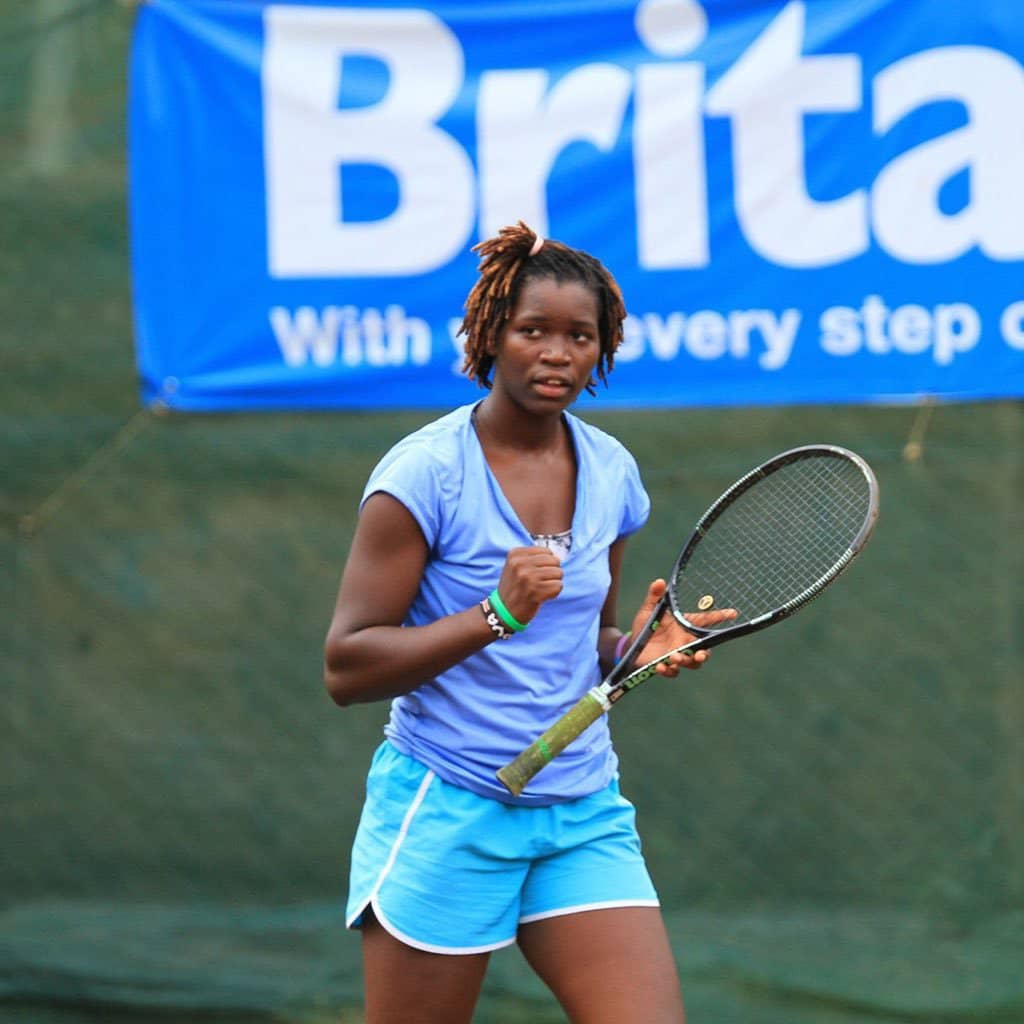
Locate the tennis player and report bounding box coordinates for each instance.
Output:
[324,222,733,1023]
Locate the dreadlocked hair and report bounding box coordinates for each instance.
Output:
[459,221,627,393]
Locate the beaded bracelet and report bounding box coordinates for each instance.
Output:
[480,597,513,641]
[487,588,528,633]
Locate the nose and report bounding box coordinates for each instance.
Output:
[540,335,572,362]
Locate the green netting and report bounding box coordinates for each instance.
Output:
[3,4,1024,1022]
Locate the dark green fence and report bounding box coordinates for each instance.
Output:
[3,5,1022,1022]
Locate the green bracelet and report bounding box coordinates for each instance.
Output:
[488,588,528,632]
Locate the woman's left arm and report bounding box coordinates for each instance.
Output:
[597,537,630,674]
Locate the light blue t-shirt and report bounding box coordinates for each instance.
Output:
[360,402,650,805]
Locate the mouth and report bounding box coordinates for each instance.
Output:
[531,376,574,399]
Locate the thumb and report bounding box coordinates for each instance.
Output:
[633,578,667,631]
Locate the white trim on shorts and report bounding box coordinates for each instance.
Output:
[518,898,660,926]
[349,767,436,928]
[347,766,519,955]
[352,768,660,954]
[369,895,518,955]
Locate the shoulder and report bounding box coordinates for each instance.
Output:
[368,405,474,487]
[361,405,476,535]
[567,411,650,534]
[565,411,639,471]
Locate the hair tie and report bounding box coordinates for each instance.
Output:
[529,232,545,256]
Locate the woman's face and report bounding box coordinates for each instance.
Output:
[488,276,602,415]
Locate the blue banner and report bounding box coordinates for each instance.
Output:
[129,0,1024,411]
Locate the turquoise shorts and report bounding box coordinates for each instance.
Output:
[345,741,659,954]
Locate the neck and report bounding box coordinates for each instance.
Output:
[473,394,566,453]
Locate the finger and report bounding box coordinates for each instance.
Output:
[509,559,563,583]
[661,649,703,671]
[685,608,738,628]
[655,650,689,676]
[534,563,566,579]
[523,546,563,566]
[632,578,668,631]
[506,547,562,573]
[512,545,558,557]
[638,578,666,613]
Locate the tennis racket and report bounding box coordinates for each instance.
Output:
[497,444,879,797]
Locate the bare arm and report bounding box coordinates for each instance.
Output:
[323,492,563,706]
[597,537,629,673]
[323,492,492,705]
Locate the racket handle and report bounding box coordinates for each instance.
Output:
[497,688,610,797]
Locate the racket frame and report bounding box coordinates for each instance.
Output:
[496,444,879,796]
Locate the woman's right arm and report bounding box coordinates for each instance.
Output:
[323,492,493,706]
[323,492,563,706]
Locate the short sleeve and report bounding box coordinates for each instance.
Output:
[619,449,650,537]
[360,441,444,550]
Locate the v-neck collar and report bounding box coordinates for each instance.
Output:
[468,403,585,561]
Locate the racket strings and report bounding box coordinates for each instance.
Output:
[672,455,872,625]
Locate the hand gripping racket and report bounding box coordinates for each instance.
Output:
[497,444,879,797]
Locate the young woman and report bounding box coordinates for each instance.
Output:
[323,222,733,1023]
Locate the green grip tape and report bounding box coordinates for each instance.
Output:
[496,691,608,796]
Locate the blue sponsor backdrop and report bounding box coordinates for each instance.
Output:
[129,0,1024,411]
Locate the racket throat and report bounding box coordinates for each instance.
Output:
[619,658,668,694]
[589,685,615,710]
